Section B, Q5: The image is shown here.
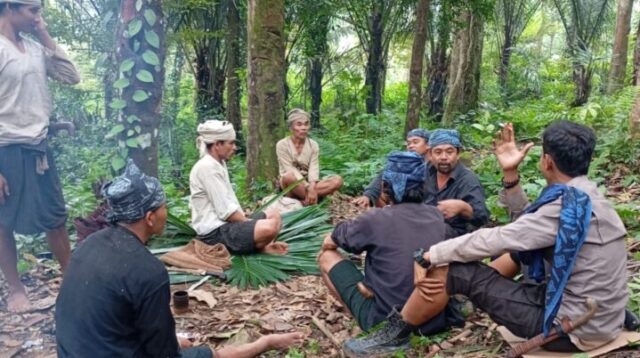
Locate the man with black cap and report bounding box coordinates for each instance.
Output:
[0,0,80,312]
[318,151,462,336]
[56,161,304,358]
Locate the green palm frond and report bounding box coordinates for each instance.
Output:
[153,204,332,289]
[225,205,332,289]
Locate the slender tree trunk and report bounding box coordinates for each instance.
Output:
[309,57,323,128]
[167,48,184,175]
[115,0,165,176]
[632,15,640,85]
[246,0,285,187]
[607,0,633,94]
[365,2,384,115]
[195,48,214,120]
[442,10,484,125]
[226,0,242,139]
[307,12,330,129]
[631,90,640,139]
[405,0,430,134]
[498,32,513,98]
[572,62,592,107]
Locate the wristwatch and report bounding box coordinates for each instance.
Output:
[413,248,431,268]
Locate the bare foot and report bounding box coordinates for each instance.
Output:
[6,288,32,313]
[262,242,289,255]
[263,332,305,350]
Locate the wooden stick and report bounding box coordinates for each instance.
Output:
[312,315,343,351]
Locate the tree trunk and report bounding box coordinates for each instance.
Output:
[632,14,640,85]
[405,0,430,134]
[572,62,592,107]
[442,10,484,125]
[246,0,285,187]
[114,0,165,176]
[631,89,640,139]
[307,11,330,129]
[226,0,242,137]
[166,48,184,176]
[607,0,633,94]
[365,2,384,115]
[498,32,513,98]
[195,48,226,120]
[309,57,323,128]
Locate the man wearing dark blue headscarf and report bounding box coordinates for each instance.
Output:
[318,151,463,336]
[353,128,431,208]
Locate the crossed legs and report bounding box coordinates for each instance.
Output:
[280,172,343,204]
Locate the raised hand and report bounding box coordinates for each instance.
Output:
[492,123,534,171]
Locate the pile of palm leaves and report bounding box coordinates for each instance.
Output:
[153,204,332,289]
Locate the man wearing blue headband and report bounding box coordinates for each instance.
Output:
[56,161,305,358]
[424,129,489,238]
[352,128,430,208]
[318,152,463,337]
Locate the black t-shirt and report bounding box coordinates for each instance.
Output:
[331,203,447,328]
[56,226,180,358]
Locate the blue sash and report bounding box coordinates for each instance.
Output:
[517,184,592,337]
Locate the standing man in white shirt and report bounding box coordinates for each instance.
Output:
[189,120,288,255]
[0,0,80,312]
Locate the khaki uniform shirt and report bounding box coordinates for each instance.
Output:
[276,136,320,182]
[430,176,628,350]
[0,35,80,146]
[189,155,241,236]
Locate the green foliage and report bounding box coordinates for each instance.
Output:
[225,205,333,289]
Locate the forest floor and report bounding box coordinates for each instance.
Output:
[0,194,639,358]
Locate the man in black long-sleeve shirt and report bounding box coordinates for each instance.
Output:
[56,161,303,358]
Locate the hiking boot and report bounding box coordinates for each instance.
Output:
[342,307,415,357]
[625,308,640,331]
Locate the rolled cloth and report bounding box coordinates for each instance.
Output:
[406,128,430,142]
[287,108,310,125]
[382,151,426,202]
[0,0,42,5]
[102,160,166,223]
[196,120,236,158]
[428,129,462,149]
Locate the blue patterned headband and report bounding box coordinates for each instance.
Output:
[406,128,430,142]
[382,151,426,202]
[102,160,166,223]
[429,129,462,148]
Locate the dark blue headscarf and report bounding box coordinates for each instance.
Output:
[429,129,462,148]
[406,128,430,142]
[102,160,166,223]
[382,151,426,202]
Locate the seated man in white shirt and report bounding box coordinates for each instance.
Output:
[189,120,288,255]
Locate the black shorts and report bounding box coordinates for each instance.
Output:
[0,144,67,234]
[197,212,267,255]
[328,260,375,331]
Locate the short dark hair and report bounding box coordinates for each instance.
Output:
[382,182,424,204]
[542,120,596,177]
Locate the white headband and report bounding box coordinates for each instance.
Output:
[196,120,236,158]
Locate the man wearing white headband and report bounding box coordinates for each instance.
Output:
[0,0,80,312]
[189,120,288,255]
[276,109,343,205]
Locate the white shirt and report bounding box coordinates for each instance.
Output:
[189,155,241,235]
[0,34,80,146]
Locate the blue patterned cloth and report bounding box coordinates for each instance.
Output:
[382,151,425,202]
[517,184,592,337]
[102,160,166,223]
[428,129,461,148]
[406,128,430,142]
